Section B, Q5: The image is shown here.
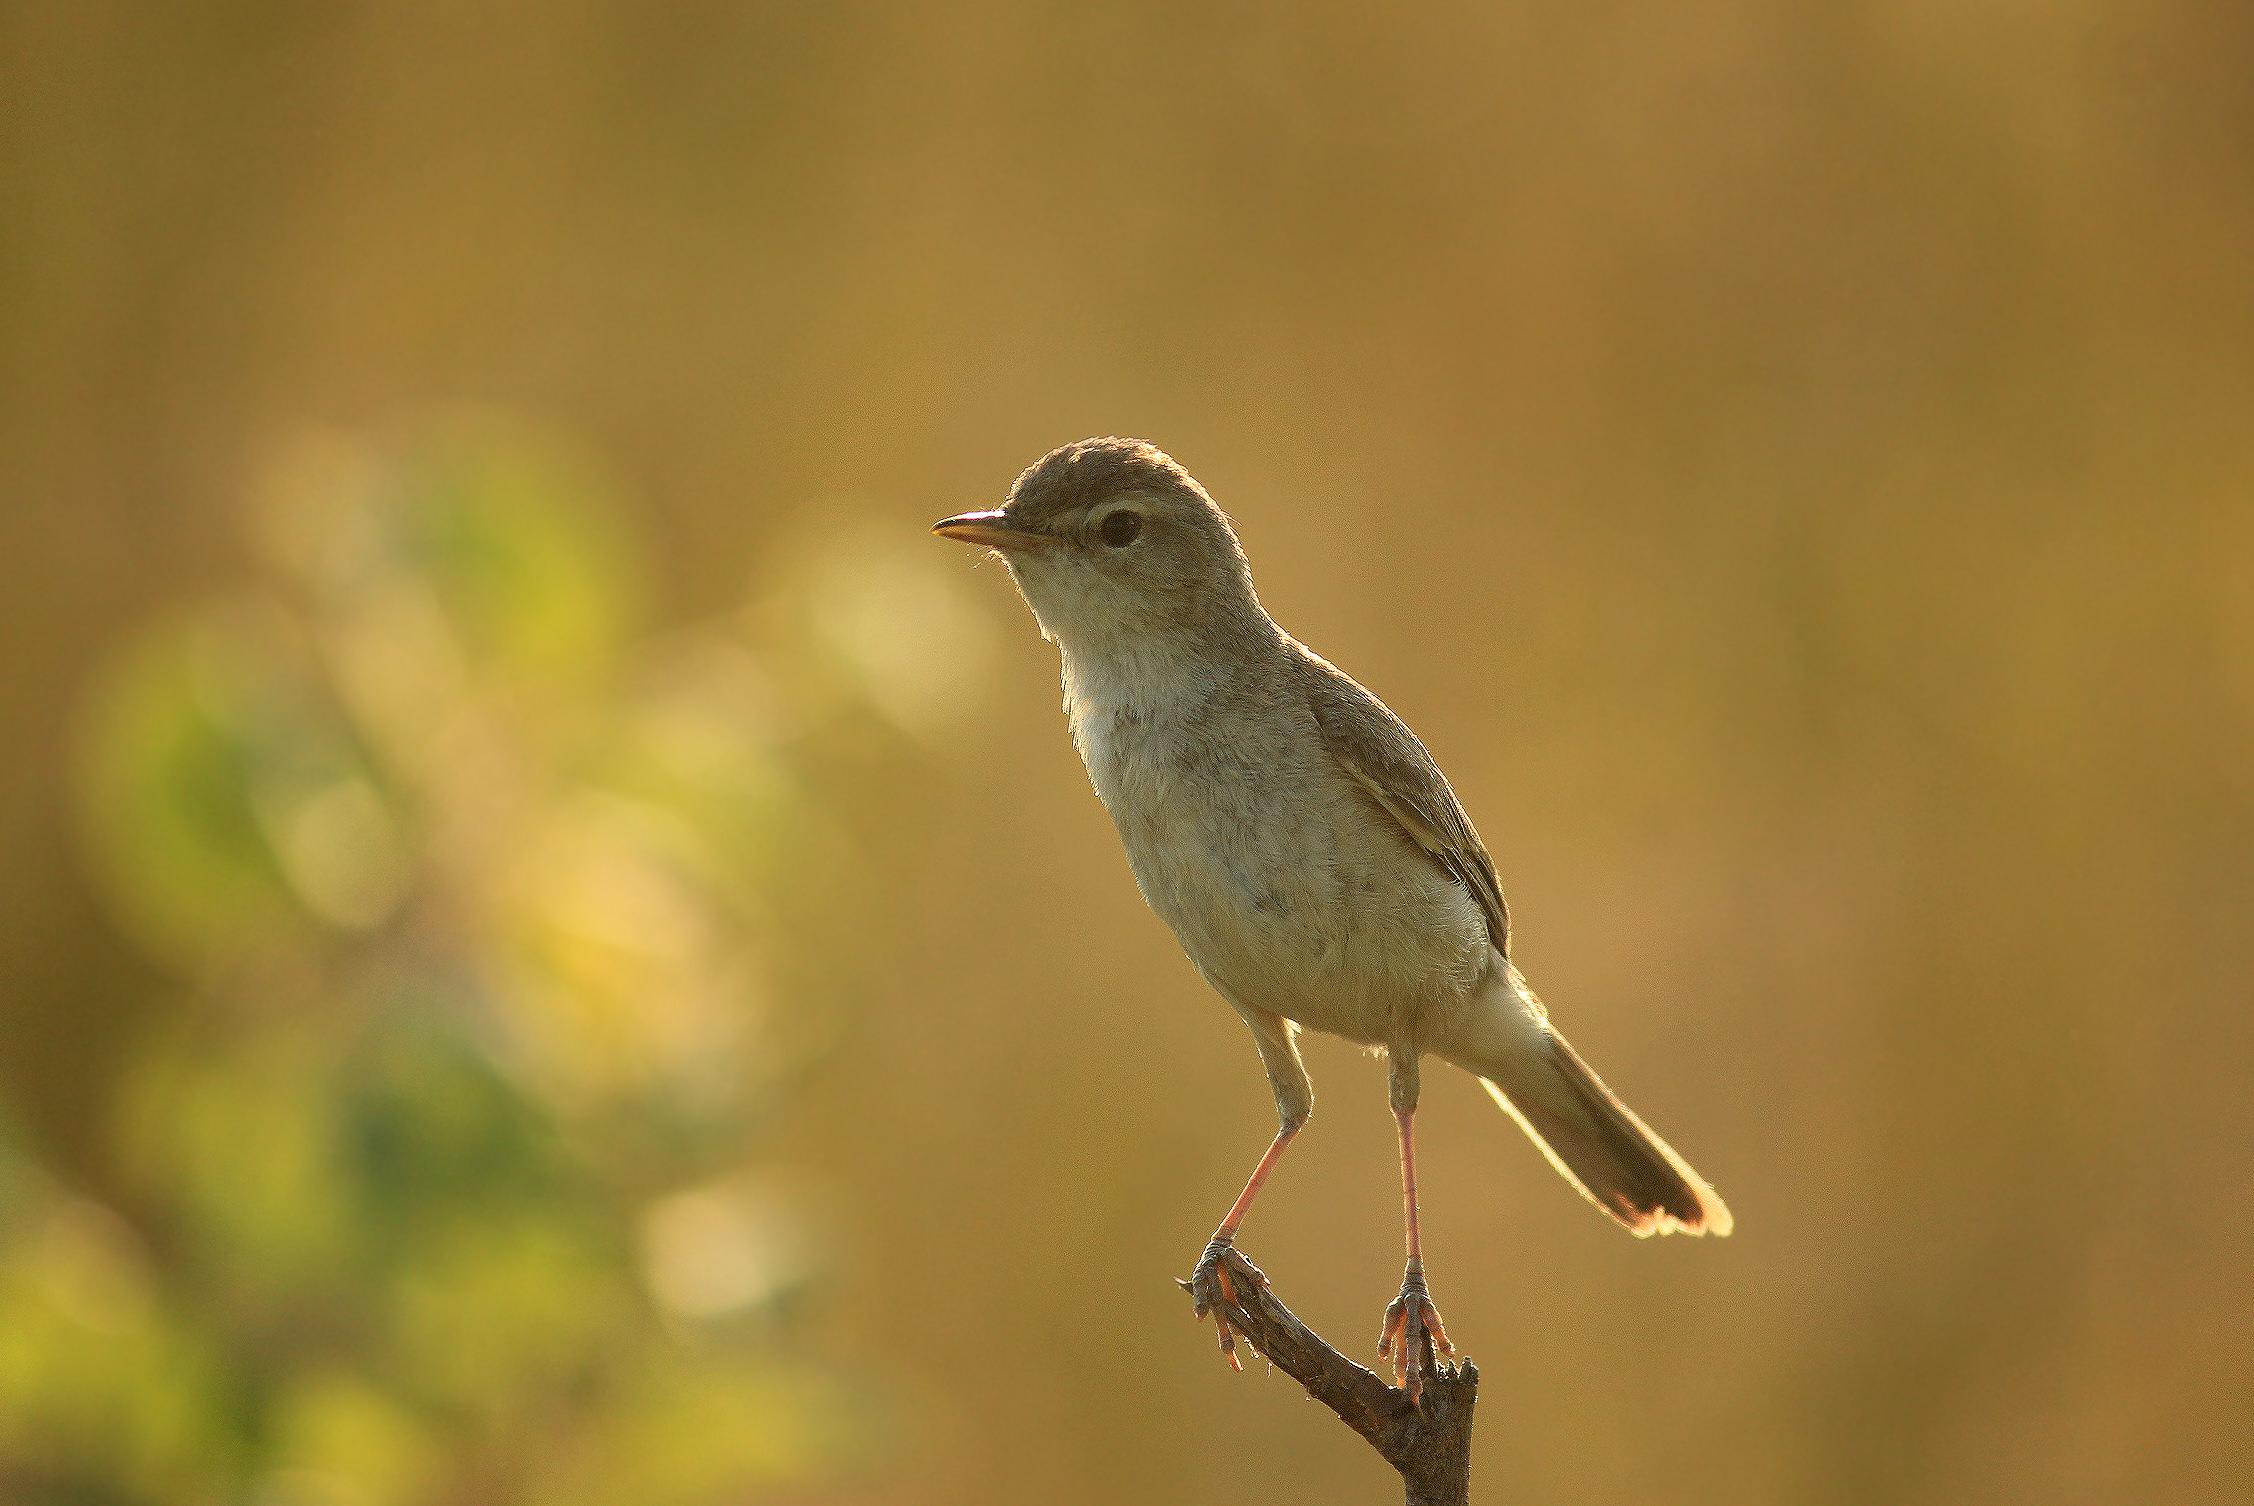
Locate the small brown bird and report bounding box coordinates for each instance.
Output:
[936,438,1730,1397]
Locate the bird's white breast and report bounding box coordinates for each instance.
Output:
[1058,640,1487,1048]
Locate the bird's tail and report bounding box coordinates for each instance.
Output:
[1439,968,1732,1237]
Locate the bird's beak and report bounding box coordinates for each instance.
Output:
[932,510,1044,551]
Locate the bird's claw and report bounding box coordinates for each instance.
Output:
[1180,1238,1268,1372]
[1376,1263,1454,1405]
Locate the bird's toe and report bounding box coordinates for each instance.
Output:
[1181,1239,1268,1372]
[1377,1265,1454,1404]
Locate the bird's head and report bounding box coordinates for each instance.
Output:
[933,437,1264,650]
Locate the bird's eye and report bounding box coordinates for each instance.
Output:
[1098,510,1142,548]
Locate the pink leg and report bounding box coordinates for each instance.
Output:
[1189,1125,1299,1370]
[1377,1105,1454,1400]
[1213,1125,1297,1244]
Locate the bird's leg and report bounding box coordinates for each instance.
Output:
[1377,1096,1454,1403]
[1185,1125,1297,1370]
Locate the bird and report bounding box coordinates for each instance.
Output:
[933,437,1730,1398]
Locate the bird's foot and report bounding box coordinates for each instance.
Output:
[1377,1261,1455,1404]
[1180,1238,1268,1372]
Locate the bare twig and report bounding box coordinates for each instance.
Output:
[1181,1246,1478,1506]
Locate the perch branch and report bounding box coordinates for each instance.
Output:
[1180,1246,1479,1506]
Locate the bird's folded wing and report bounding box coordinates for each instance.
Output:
[1293,645,1511,956]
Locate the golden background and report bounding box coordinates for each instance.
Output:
[4,3,2251,1503]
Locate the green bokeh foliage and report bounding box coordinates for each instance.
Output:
[3,419,894,1505]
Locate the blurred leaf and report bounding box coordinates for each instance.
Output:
[385,1211,627,1419]
[0,1190,235,1504]
[392,417,643,707]
[792,525,998,738]
[263,1375,443,1506]
[532,1360,862,1506]
[116,1023,363,1304]
[36,416,897,1504]
[77,605,322,975]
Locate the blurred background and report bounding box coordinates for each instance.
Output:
[3,2,2251,1503]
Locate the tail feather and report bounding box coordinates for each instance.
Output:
[1477,1031,1733,1238]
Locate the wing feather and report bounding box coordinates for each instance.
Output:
[1292,644,1510,955]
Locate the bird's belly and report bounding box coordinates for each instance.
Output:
[1106,764,1488,1048]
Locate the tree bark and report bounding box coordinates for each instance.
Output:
[1181,1246,1478,1506]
